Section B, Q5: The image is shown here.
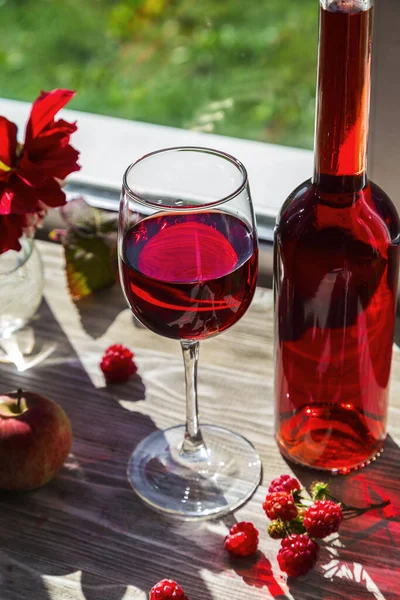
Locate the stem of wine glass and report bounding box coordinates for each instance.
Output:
[180,340,208,459]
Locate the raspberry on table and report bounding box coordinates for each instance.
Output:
[149,579,188,600]
[267,519,286,539]
[268,474,301,495]
[224,521,259,557]
[263,491,298,521]
[303,500,343,538]
[277,534,319,577]
[100,344,137,383]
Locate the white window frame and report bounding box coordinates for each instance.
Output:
[369,0,400,205]
[0,97,313,228]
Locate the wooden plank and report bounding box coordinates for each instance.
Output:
[0,241,398,600]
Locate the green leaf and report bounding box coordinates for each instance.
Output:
[57,197,118,299]
[310,481,331,501]
[288,516,306,535]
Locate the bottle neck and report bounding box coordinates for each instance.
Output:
[313,0,374,192]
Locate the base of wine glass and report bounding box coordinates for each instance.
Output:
[127,424,262,520]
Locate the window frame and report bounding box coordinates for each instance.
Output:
[368,0,400,207]
[0,96,314,235]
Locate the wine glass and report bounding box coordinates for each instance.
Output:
[119,146,261,519]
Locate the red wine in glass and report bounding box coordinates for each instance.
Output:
[121,211,258,340]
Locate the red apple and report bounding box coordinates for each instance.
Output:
[0,390,72,491]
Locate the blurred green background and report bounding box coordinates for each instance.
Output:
[0,0,318,149]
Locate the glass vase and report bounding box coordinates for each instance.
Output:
[0,236,44,339]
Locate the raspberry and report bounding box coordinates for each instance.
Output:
[268,474,301,495]
[303,500,343,538]
[100,344,137,383]
[149,579,187,600]
[267,520,286,539]
[263,492,298,521]
[277,534,319,577]
[224,522,259,557]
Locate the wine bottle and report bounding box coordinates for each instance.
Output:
[273,0,400,473]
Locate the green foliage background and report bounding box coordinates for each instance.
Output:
[0,0,318,148]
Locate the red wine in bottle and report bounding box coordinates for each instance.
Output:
[274,0,400,473]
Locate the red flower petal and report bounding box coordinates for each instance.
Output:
[24,119,77,158]
[0,187,14,215]
[0,213,25,254]
[0,117,18,182]
[0,176,42,215]
[21,90,80,185]
[34,118,77,141]
[34,177,67,208]
[20,144,80,184]
[25,89,76,141]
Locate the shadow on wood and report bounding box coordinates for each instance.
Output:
[0,298,227,600]
[73,284,127,340]
[284,436,400,600]
[230,552,287,599]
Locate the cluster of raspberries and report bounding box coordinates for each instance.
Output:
[148,474,345,598]
[223,474,343,577]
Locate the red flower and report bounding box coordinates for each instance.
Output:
[0,117,18,184]
[0,89,80,254]
[0,211,46,255]
[0,214,26,254]
[20,89,80,188]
